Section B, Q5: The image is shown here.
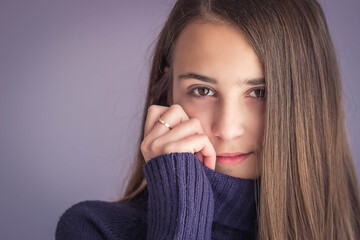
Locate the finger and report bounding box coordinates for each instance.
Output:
[145,104,190,143]
[195,152,204,164]
[150,118,205,150]
[163,134,216,170]
[144,105,169,137]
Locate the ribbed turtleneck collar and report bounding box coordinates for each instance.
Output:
[202,166,259,233]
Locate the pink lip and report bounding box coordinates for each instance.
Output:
[216,152,252,165]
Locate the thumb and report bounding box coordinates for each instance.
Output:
[195,152,204,164]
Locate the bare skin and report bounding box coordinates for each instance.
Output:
[141,21,265,179]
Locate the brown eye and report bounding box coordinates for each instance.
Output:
[198,87,209,95]
[192,87,214,96]
[248,88,266,99]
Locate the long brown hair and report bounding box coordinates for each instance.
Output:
[120,0,360,239]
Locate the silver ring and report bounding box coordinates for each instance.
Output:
[157,117,172,130]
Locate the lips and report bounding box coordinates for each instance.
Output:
[216,152,252,165]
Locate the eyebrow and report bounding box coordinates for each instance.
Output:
[178,72,265,86]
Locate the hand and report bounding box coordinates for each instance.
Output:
[141,104,216,170]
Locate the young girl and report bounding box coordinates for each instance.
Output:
[56,0,360,239]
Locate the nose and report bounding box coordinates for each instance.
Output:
[212,101,246,141]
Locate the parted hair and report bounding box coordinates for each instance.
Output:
[120,0,360,239]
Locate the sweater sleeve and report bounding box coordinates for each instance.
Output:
[143,152,214,240]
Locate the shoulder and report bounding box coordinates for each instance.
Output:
[56,200,147,240]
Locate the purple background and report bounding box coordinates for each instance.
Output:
[1,0,359,239]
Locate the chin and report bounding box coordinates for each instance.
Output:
[215,158,260,179]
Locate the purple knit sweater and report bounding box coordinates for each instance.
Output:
[56,153,259,239]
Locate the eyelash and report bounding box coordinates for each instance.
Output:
[189,86,266,99]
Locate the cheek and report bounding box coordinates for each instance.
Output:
[172,92,213,128]
[184,105,212,127]
[244,100,265,141]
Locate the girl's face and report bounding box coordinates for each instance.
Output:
[170,21,265,179]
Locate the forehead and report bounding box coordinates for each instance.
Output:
[172,21,263,82]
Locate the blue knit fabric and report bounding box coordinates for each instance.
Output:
[56,152,258,239]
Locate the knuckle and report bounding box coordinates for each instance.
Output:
[147,105,157,114]
[190,118,201,128]
[140,138,149,153]
[170,104,182,112]
[163,142,174,154]
[198,133,208,141]
[140,143,149,160]
[149,138,161,153]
